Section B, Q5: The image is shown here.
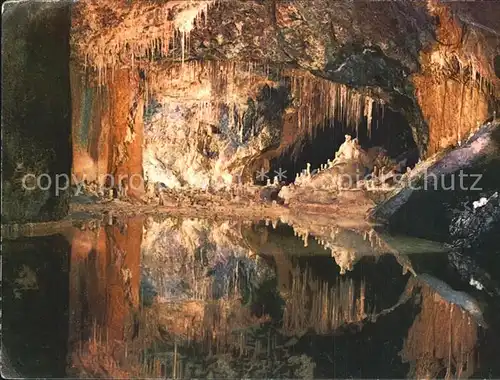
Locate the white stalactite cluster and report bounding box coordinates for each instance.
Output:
[285,70,383,141]
[74,0,215,85]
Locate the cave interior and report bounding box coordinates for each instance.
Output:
[2,1,500,379]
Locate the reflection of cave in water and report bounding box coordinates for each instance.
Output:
[5,217,498,378]
[210,255,264,302]
[282,266,369,335]
[401,283,478,379]
[270,107,418,182]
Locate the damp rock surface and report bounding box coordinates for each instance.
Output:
[2,2,72,223]
[370,121,500,240]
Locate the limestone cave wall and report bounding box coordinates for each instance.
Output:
[4,0,500,218]
[71,67,145,196]
[69,0,500,190]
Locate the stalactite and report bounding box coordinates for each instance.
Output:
[75,1,213,86]
[364,97,374,138]
[283,69,381,150]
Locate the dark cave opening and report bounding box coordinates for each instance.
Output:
[269,106,419,184]
[494,55,500,79]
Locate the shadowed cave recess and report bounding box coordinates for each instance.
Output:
[2,0,500,379]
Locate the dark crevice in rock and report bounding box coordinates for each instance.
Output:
[494,55,500,79]
[270,106,417,183]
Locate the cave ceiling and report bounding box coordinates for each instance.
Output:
[71,0,500,86]
[70,0,500,156]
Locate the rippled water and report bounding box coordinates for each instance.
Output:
[2,216,499,378]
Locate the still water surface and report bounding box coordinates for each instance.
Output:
[2,216,499,378]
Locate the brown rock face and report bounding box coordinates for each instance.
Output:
[108,69,145,196]
[69,217,143,376]
[411,1,498,154]
[72,68,145,195]
[413,74,489,154]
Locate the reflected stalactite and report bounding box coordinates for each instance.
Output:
[68,217,143,378]
[140,217,275,356]
[282,266,369,335]
[292,225,387,275]
[155,298,271,353]
[141,218,265,302]
[401,280,479,379]
[71,324,137,379]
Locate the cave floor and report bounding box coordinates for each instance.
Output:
[2,189,380,239]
